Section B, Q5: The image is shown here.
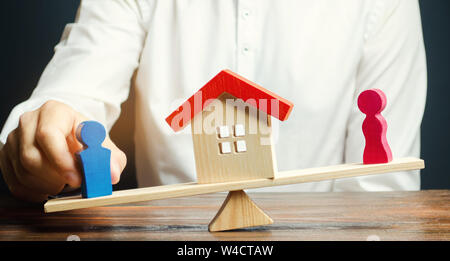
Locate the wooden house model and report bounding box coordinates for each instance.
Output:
[166,70,294,184]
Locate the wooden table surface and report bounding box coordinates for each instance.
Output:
[0,190,449,241]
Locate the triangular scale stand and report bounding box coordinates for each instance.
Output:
[208,190,273,232]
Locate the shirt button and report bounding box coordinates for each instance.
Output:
[242,46,251,55]
[242,9,251,19]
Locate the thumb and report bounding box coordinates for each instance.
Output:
[103,137,127,185]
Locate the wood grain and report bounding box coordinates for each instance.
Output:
[192,93,276,184]
[208,190,273,232]
[44,157,424,212]
[1,190,449,240]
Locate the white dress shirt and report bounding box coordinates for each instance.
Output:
[0,0,427,191]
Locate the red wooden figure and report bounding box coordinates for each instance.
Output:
[358,89,393,164]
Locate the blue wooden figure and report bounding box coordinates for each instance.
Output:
[76,121,112,198]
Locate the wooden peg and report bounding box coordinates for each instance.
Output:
[358,89,393,164]
[76,121,112,198]
[208,190,273,232]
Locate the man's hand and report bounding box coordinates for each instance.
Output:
[0,100,127,202]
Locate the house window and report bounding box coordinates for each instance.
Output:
[234,124,245,137]
[217,125,247,154]
[218,126,230,138]
[219,142,232,154]
[235,140,247,153]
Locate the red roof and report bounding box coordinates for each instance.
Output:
[166,70,294,132]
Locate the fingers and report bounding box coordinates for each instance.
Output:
[34,101,82,186]
[17,112,71,192]
[0,100,127,203]
[0,140,48,202]
[7,128,66,196]
[18,111,45,174]
[103,137,127,184]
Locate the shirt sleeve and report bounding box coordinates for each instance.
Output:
[0,0,151,145]
[333,0,427,191]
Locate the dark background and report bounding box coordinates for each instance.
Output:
[0,0,449,191]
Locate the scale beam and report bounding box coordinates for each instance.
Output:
[44,157,424,213]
